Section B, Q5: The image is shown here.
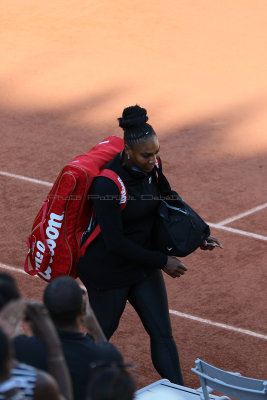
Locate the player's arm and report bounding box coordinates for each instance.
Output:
[91,177,167,269]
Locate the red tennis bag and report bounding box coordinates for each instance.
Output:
[24,136,126,282]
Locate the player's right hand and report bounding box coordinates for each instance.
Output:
[163,257,187,278]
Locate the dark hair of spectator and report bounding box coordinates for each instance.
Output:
[43,276,83,326]
[0,273,21,311]
[86,363,136,400]
[0,328,11,374]
[118,105,156,147]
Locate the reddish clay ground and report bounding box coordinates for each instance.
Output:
[1,0,267,390]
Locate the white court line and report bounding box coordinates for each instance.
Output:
[216,203,267,226]
[208,223,267,241]
[169,310,267,340]
[0,263,24,274]
[0,263,37,277]
[0,171,52,187]
[0,263,266,341]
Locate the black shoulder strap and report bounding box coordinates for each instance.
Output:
[155,159,182,202]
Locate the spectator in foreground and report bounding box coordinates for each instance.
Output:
[0,272,73,400]
[86,362,136,400]
[14,276,124,400]
[0,327,25,399]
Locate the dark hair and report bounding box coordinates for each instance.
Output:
[0,273,20,311]
[86,363,136,400]
[43,276,83,326]
[118,105,156,147]
[0,328,11,373]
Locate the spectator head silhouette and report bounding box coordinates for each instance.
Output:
[43,276,85,328]
[86,362,136,400]
[0,273,20,311]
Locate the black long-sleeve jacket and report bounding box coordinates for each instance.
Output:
[77,152,168,289]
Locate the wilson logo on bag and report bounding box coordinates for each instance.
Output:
[25,136,126,282]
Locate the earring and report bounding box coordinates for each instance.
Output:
[127,154,130,160]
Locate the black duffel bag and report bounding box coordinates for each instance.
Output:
[154,189,210,257]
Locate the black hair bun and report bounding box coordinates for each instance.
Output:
[118,105,148,129]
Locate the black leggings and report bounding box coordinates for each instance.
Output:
[85,269,184,385]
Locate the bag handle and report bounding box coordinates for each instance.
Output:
[24,200,52,276]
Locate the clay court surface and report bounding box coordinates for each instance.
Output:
[1,0,267,390]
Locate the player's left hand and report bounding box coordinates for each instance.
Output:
[200,235,223,251]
